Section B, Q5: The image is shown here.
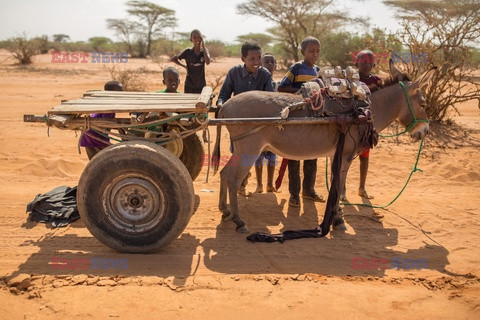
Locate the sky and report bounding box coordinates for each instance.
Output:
[0,0,401,43]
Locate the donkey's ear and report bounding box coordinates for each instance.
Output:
[389,59,406,81]
[410,67,437,90]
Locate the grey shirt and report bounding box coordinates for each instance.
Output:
[217,64,274,105]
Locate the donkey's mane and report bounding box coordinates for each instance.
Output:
[381,73,411,88]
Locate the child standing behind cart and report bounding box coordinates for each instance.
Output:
[79,80,123,160]
[254,53,278,193]
[156,66,181,93]
[172,29,211,93]
[216,41,274,197]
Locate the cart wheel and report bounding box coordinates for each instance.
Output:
[77,141,195,253]
[179,133,204,181]
[85,147,99,160]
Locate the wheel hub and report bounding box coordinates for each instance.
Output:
[102,175,166,234]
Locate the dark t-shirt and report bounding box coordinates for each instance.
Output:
[178,48,206,92]
[360,74,383,93]
[217,64,274,105]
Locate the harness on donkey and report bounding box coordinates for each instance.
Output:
[247,66,379,243]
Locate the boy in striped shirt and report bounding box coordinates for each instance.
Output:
[278,36,324,207]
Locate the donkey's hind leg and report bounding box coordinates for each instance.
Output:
[332,157,353,230]
[219,156,236,221]
[225,161,255,233]
[219,167,231,221]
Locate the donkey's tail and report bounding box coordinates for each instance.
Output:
[212,124,221,175]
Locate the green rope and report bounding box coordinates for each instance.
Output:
[83,112,207,144]
[127,113,207,129]
[325,137,425,209]
[379,81,429,138]
[325,81,429,209]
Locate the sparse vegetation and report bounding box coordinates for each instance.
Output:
[385,0,480,122]
[107,1,177,58]
[5,34,40,65]
[237,0,367,61]
[105,64,147,91]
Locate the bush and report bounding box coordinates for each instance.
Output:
[105,64,147,92]
[205,40,226,61]
[223,44,242,58]
[320,29,402,70]
[385,0,480,122]
[150,38,184,58]
[6,35,40,65]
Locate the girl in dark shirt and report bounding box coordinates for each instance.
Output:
[172,29,211,93]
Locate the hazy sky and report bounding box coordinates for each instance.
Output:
[0,0,400,43]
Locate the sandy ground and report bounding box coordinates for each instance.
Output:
[0,51,479,319]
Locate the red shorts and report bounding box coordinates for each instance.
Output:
[360,148,370,158]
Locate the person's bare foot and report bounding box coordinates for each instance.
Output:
[238,187,252,197]
[340,193,347,201]
[266,185,280,193]
[255,185,264,193]
[372,211,384,219]
[358,188,374,199]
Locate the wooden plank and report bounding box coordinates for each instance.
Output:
[48,86,214,115]
[83,95,201,100]
[61,98,200,104]
[48,104,208,115]
[84,93,201,99]
[24,114,46,123]
[196,86,213,109]
[83,90,200,97]
[49,114,76,127]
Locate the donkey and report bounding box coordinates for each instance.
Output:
[213,62,435,233]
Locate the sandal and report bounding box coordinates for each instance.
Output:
[288,196,300,207]
[301,192,325,203]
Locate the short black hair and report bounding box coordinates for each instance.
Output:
[356,50,375,64]
[262,53,276,62]
[104,80,123,91]
[163,66,179,79]
[241,41,261,58]
[190,29,201,40]
[300,36,321,53]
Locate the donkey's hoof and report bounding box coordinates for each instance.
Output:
[236,225,249,233]
[332,216,347,230]
[222,211,233,222]
[333,223,347,231]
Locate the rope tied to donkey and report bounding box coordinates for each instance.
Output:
[325,81,428,209]
[247,118,347,243]
[304,89,325,111]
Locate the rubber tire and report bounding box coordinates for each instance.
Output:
[179,133,204,181]
[85,147,99,160]
[77,141,195,253]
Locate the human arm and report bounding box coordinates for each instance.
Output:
[277,86,298,93]
[277,67,298,93]
[201,39,211,65]
[171,49,188,69]
[264,71,274,92]
[216,69,235,106]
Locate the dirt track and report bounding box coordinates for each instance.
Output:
[0,52,479,319]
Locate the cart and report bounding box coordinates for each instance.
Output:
[24,87,214,253]
[24,86,342,253]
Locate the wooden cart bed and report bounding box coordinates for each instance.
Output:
[47,86,213,115]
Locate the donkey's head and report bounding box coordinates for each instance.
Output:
[389,60,436,140]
